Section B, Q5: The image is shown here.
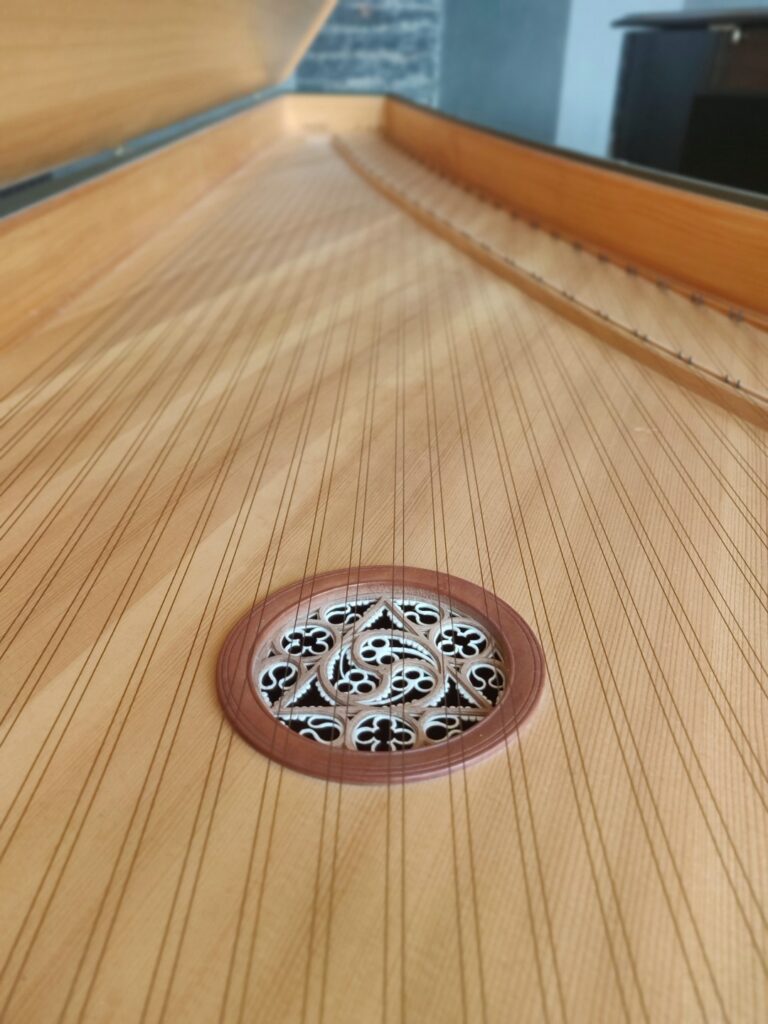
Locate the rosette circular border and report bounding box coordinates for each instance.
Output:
[217,566,545,784]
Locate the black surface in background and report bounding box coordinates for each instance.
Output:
[682,93,768,192]
[615,8,768,30]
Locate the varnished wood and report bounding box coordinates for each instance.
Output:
[383,98,768,321]
[0,0,336,183]
[217,566,545,784]
[0,102,766,1022]
[334,134,768,427]
[338,131,768,401]
[0,95,383,348]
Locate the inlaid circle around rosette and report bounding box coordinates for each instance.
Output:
[216,566,545,784]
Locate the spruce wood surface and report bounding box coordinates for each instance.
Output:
[0,120,766,1023]
[383,98,768,322]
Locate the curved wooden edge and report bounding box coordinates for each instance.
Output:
[335,136,768,431]
[0,0,337,185]
[381,98,768,324]
[0,94,383,353]
[217,566,546,786]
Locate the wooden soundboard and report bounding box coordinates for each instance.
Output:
[1,93,766,1022]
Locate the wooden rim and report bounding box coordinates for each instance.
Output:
[217,566,546,784]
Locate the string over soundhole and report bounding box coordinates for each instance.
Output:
[218,567,545,784]
[253,593,507,752]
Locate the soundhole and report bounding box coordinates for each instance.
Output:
[217,567,545,784]
[256,595,506,752]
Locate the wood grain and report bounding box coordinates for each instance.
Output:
[383,98,768,321]
[0,0,336,184]
[339,130,768,402]
[0,95,383,350]
[335,132,768,427]
[217,566,545,784]
[0,118,766,1022]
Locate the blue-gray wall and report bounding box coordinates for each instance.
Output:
[556,0,683,157]
[296,0,768,156]
[438,0,571,144]
[295,0,443,106]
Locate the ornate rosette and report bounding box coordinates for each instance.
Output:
[217,567,545,784]
[255,595,506,751]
